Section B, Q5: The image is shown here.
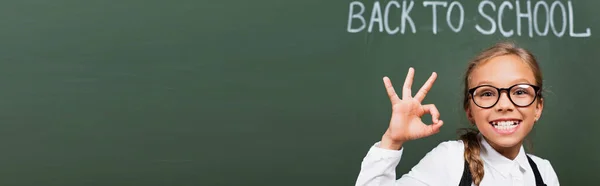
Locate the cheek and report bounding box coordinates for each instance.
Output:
[518,107,537,120]
[471,107,491,122]
[518,108,537,132]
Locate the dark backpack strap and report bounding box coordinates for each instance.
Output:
[458,159,473,186]
[526,155,547,186]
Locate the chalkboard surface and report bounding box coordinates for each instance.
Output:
[0,0,597,185]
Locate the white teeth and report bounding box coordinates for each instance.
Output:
[491,120,520,130]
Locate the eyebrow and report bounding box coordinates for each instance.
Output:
[475,78,533,87]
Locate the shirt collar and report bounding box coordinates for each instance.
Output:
[479,134,530,177]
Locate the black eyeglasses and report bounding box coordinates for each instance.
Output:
[468,84,541,109]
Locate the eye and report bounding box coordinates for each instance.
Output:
[479,91,495,97]
[513,88,533,96]
[512,84,536,96]
[513,88,528,95]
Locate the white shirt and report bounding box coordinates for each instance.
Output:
[355,136,560,186]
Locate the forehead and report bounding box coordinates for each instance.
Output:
[469,54,536,87]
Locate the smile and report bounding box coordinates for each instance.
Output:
[489,119,521,134]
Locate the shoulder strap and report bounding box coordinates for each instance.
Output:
[458,159,472,186]
[459,156,547,186]
[526,155,547,186]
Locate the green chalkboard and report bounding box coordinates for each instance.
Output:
[0,0,597,185]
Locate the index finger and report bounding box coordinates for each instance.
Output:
[414,72,437,102]
[383,76,400,105]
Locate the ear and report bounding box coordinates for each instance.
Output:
[465,107,474,124]
[535,98,544,122]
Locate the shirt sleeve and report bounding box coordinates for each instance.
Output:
[354,141,405,186]
[355,141,459,186]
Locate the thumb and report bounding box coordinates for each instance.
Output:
[423,120,444,136]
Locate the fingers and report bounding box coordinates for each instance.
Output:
[383,76,400,105]
[426,120,444,136]
[402,67,414,100]
[414,72,438,102]
[421,104,444,136]
[422,104,440,123]
[423,104,443,137]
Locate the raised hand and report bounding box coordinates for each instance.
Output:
[380,67,444,150]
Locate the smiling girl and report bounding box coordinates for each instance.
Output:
[355,42,559,186]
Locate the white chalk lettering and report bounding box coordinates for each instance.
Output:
[516,0,533,37]
[368,1,384,32]
[401,0,416,34]
[568,1,591,37]
[346,0,417,35]
[533,1,550,36]
[447,1,464,32]
[384,1,401,34]
[345,0,591,38]
[550,1,567,37]
[423,1,447,34]
[347,1,366,33]
[498,1,514,37]
[476,1,497,35]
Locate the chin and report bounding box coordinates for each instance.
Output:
[485,135,524,148]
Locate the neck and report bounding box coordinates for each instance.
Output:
[485,138,522,160]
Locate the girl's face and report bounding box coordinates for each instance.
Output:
[466,54,543,149]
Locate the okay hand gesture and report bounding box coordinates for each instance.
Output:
[380,67,444,149]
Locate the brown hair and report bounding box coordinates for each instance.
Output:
[459,41,544,185]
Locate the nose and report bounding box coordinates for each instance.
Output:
[495,91,514,112]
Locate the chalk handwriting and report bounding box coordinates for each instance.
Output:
[347,0,592,37]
